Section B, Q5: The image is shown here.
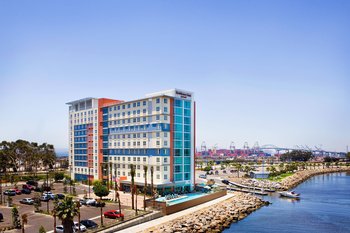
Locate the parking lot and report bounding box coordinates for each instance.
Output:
[0,182,141,232]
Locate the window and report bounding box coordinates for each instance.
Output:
[156,115,160,121]
[156,107,160,112]
[156,132,160,137]
[164,132,168,137]
[156,166,160,171]
[143,157,147,162]
[164,115,168,120]
[156,158,160,162]
[164,166,168,171]
[156,174,160,179]
[156,98,160,104]
[143,141,146,146]
[164,158,168,163]
[164,141,168,146]
[156,141,160,146]
[164,174,168,179]
[164,98,168,104]
[164,107,168,113]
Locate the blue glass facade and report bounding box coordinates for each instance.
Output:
[173,99,192,183]
[74,124,88,167]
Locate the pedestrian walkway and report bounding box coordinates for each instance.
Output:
[115,193,234,233]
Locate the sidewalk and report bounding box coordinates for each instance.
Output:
[116,193,234,233]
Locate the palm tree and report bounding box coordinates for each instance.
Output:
[279,162,285,172]
[55,197,79,233]
[234,163,242,178]
[143,165,148,211]
[135,185,138,216]
[150,166,154,198]
[130,164,136,210]
[21,214,28,233]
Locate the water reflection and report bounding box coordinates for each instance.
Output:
[225,172,350,233]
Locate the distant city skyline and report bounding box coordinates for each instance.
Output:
[1,1,349,152]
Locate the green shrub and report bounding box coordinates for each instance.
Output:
[11,207,21,229]
[39,225,46,233]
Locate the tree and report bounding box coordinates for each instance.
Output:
[54,172,65,182]
[280,150,313,162]
[135,185,138,216]
[93,181,109,226]
[143,165,148,211]
[33,193,41,212]
[150,166,154,198]
[130,164,135,210]
[55,196,79,233]
[234,163,242,178]
[347,152,350,161]
[39,226,46,233]
[21,214,28,233]
[12,207,21,229]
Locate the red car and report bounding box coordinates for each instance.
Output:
[103,210,124,219]
[22,184,34,190]
[14,189,22,195]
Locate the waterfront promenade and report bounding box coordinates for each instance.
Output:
[114,193,234,233]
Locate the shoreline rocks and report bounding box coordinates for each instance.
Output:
[280,167,350,190]
[141,193,269,233]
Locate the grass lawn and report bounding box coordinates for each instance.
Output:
[268,172,294,182]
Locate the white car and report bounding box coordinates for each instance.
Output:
[86,198,97,205]
[74,222,87,232]
[56,225,77,233]
[199,174,207,179]
[55,225,65,233]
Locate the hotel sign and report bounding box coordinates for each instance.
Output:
[176,91,192,100]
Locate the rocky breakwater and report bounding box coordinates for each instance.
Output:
[142,193,269,233]
[280,167,350,190]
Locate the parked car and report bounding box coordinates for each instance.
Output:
[56,194,65,199]
[55,225,64,233]
[14,189,22,195]
[26,180,38,187]
[0,212,3,222]
[3,189,16,196]
[73,222,87,232]
[21,188,31,194]
[80,198,96,206]
[41,196,50,202]
[80,219,98,229]
[43,192,55,200]
[56,225,76,233]
[199,174,207,179]
[20,198,34,205]
[103,210,124,219]
[22,184,34,190]
[221,180,230,185]
[91,201,105,207]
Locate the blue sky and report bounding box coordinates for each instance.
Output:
[0,0,349,152]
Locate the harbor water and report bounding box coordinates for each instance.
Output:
[224,172,350,233]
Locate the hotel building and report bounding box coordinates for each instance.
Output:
[67,89,196,192]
